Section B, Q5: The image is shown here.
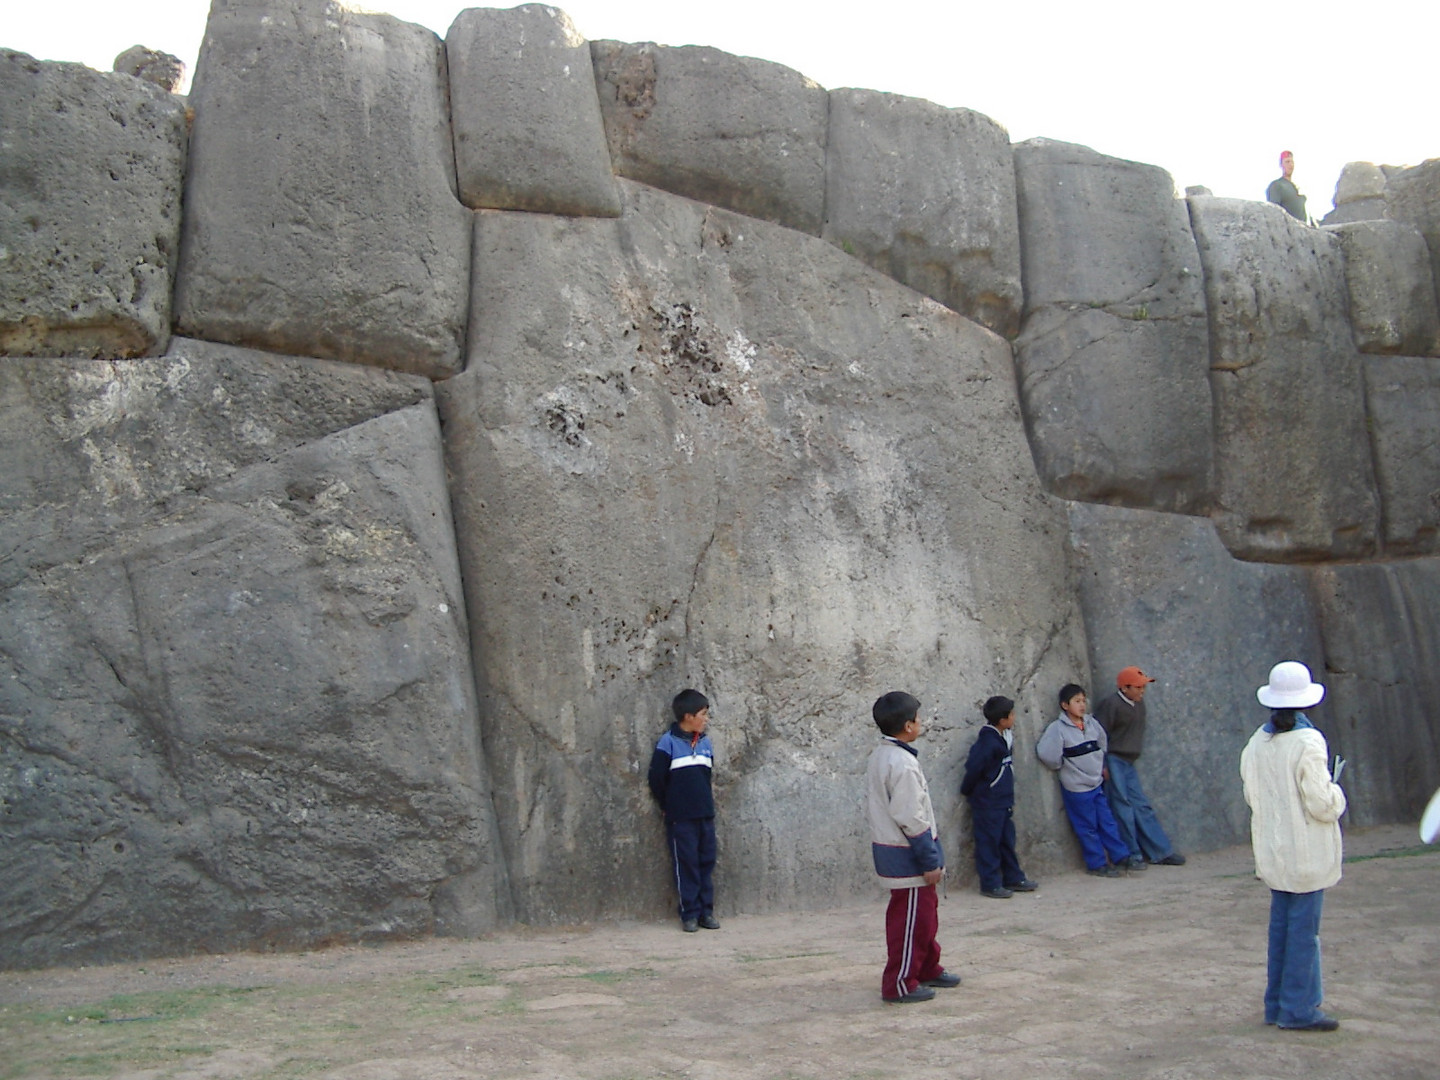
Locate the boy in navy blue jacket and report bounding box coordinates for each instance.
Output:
[961,696,1039,899]
[648,689,719,932]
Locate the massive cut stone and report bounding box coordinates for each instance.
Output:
[1325,220,1440,356]
[436,181,1090,922]
[1385,159,1440,313]
[1187,196,1380,561]
[1308,559,1440,827]
[173,0,470,379]
[823,88,1021,337]
[0,343,507,970]
[0,50,186,359]
[1362,355,1440,554]
[446,5,619,217]
[1067,502,1323,853]
[590,41,827,235]
[1013,139,1213,513]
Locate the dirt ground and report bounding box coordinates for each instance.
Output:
[2,823,1437,1080]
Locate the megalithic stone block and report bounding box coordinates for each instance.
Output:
[1384,159,1440,316]
[824,88,1022,338]
[174,0,470,379]
[590,41,827,235]
[446,5,620,217]
[1013,139,1213,513]
[1362,355,1440,554]
[0,50,187,358]
[1325,219,1440,356]
[1187,195,1380,562]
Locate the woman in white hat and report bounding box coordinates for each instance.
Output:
[1239,661,1347,1032]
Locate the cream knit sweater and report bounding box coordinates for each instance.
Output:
[1240,724,1347,893]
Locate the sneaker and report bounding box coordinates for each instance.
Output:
[1006,878,1039,892]
[921,971,962,989]
[981,886,1014,899]
[1087,865,1121,878]
[1152,853,1186,866]
[698,914,721,930]
[681,918,699,933]
[883,986,937,1004]
[1279,1012,1339,1032]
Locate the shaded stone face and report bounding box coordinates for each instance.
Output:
[1384,159,1440,315]
[173,0,471,379]
[1325,219,1440,357]
[823,88,1022,338]
[0,344,507,969]
[590,42,828,235]
[0,50,187,359]
[1187,195,1380,562]
[1362,356,1440,554]
[437,181,1088,922]
[1012,139,1214,514]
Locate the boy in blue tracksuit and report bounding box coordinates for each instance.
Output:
[648,689,719,932]
[960,696,1039,899]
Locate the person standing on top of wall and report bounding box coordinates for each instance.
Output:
[1094,667,1186,868]
[1266,150,1308,222]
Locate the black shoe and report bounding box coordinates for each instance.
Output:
[1087,865,1120,877]
[981,886,1014,899]
[1006,878,1039,892]
[883,986,936,1004]
[1152,853,1186,866]
[1122,856,1148,872]
[698,914,720,930]
[1279,1012,1339,1032]
[922,971,961,989]
[681,918,699,933]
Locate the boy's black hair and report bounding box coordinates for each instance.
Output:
[672,688,710,722]
[1058,683,1086,707]
[873,691,921,736]
[982,695,1015,725]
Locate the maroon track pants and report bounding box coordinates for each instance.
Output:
[882,883,942,999]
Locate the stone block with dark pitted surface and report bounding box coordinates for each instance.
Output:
[1325,219,1440,356]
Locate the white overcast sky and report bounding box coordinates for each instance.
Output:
[7,0,1437,212]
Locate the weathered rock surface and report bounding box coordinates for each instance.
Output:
[0,343,507,969]
[436,181,1089,921]
[446,5,619,217]
[173,0,471,379]
[112,45,185,92]
[1361,355,1440,554]
[823,89,1021,337]
[1334,160,1388,206]
[1012,139,1213,513]
[1187,195,1380,561]
[1384,159,1440,312]
[590,42,827,235]
[1308,559,1440,826]
[1067,502,1323,852]
[0,50,186,358]
[1326,219,1440,356]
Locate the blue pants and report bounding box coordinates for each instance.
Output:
[667,816,716,921]
[970,803,1025,892]
[1060,786,1130,870]
[1103,757,1175,862]
[1266,889,1326,1027]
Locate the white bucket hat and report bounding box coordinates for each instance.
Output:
[1256,661,1325,709]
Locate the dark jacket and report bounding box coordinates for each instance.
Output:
[647,723,715,821]
[1093,690,1146,763]
[960,724,1015,808]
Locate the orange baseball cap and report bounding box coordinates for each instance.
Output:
[1117,666,1156,687]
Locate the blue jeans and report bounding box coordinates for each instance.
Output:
[1266,889,1325,1027]
[1103,757,1175,861]
[1059,786,1130,869]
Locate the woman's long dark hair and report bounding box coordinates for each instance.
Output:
[1270,708,1300,733]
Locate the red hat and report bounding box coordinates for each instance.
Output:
[1117,666,1156,688]
[1280,149,1294,162]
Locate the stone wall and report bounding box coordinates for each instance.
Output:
[2,0,1438,967]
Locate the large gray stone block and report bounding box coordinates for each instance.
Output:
[1325,219,1440,356]
[590,41,827,235]
[0,50,186,359]
[1013,139,1214,513]
[1187,196,1380,561]
[1362,355,1440,554]
[1385,159,1440,313]
[173,0,471,379]
[446,5,620,217]
[1068,502,1323,854]
[0,344,507,969]
[1308,559,1440,827]
[823,88,1021,337]
[436,181,1090,921]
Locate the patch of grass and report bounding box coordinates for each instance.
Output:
[1346,844,1439,863]
[577,967,657,984]
[736,949,836,964]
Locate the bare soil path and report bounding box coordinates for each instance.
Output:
[3,824,1437,1080]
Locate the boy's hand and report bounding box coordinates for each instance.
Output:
[923,868,944,886]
